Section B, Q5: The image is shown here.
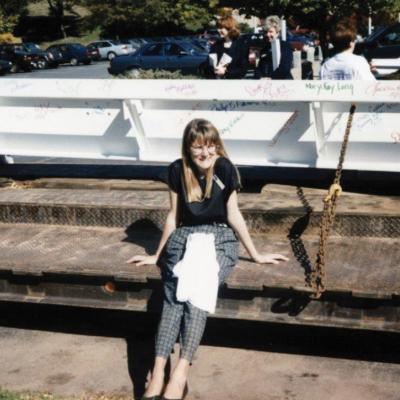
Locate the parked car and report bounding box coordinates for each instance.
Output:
[86,44,102,61]
[286,31,316,51]
[108,41,208,76]
[87,40,133,60]
[178,40,208,55]
[0,44,36,72]
[16,42,60,69]
[119,39,142,52]
[189,37,210,52]
[46,43,91,66]
[355,23,400,76]
[0,59,13,75]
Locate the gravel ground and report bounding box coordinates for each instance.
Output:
[1,304,400,400]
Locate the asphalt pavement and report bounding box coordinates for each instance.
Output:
[7,61,111,79]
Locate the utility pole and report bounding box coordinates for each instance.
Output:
[368,6,372,35]
[281,16,287,41]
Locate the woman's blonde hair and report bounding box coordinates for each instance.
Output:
[264,15,281,34]
[182,119,229,202]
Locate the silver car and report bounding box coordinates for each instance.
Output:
[87,40,133,60]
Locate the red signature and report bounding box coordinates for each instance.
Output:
[365,82,400,99]
[245,82,291,100]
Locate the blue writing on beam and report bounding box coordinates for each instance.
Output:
[209,100,275,112]
[219,113,245,135]
[354,102,398,130]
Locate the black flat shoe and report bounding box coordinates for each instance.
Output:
[161,384,188,400]
[141,396,161,400]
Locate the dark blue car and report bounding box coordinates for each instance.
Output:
[108,41,208,76]
[23,42,61,69]
[355,23,400,61]
[46,43,91,66]
[0,59,13,75]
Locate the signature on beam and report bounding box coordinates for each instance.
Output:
[354,103,397,130]
[4,81,32,92]
[219,113,245,135]
[55,81,82,97]
[244,82,291,99]
[305,81,354,96]
[209,100,275,112]
[165,83,197,96]
[34,101,53,119]
[365,82,400,99]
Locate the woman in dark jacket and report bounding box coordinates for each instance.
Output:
[255,17,293,79]
[208,16,249,79]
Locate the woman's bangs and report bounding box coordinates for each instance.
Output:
[188,129,217,147]
[203,129,219,146]
[188,131,205,147]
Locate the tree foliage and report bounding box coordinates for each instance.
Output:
[0,0,29,17]
[0,0,28,34]
[28,0,82,37]
[5,0,400,43]
[221,0,400,23]
[221,0,400,54]
[84,0,219,37]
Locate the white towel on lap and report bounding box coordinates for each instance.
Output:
[172,232,220,313]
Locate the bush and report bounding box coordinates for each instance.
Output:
[0,32,21,44]
[239,22,254,34]
[118,68,202,79]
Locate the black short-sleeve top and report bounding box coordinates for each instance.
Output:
[167,157,241,226]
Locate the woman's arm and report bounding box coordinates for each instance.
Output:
[126,190,178,266]
[227,190,288,264]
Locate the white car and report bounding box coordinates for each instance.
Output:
[87,40,133,60]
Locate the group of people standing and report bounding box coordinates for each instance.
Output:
[206,15,293,80]
[206,15,375,81]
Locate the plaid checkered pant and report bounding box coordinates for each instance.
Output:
[155,224,238,362]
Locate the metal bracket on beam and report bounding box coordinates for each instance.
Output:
[124,99,148,158]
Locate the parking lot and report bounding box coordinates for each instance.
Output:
[7,60,111,79]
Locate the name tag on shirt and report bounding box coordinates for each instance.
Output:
[213,175,225,190]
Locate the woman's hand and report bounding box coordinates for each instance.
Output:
[126,254,158,266]
[214,65,227,76]
[253,253,289,264]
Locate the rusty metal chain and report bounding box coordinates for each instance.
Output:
[310,103,357,299]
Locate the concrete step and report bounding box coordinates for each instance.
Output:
[1,181,399,332]
[0,183,399,237]
[0,222,398,297]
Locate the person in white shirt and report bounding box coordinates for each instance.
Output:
[320,20,376,80]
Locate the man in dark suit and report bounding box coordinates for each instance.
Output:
[254,16,293,79]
